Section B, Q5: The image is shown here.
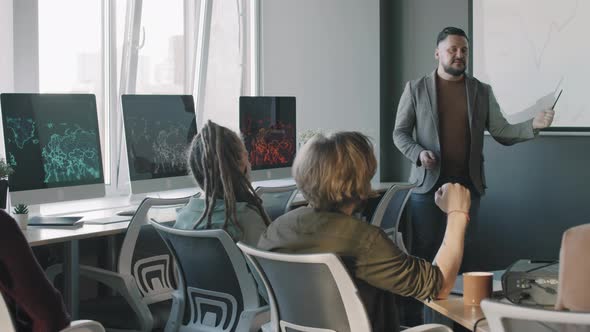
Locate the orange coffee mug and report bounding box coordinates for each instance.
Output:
[463,272,493,306]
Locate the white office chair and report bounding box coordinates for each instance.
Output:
[237,242,451,332]
[255,185,298,221]
[481,299,590,332]
[0,293,105,332]
[370,183,414,253]
[47,196,191,332]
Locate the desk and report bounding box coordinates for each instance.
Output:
[424,295,489,332]
[25,221,131,319]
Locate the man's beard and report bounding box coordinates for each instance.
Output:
[443,61,466,77]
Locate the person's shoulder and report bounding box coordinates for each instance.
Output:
[294,207,380,234]
[468,74,492,91]
[407,73,430,88]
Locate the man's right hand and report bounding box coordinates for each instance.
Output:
[434,183,471,214]
[419,150,437,169]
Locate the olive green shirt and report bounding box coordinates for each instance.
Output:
[258,207,443,301]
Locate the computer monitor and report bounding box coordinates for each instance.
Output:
[239,96,296,181]
[0,93,105,205]
[121,94,197,194]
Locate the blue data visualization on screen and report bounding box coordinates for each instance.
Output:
[1,94,104,191]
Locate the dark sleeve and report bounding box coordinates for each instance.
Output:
[355,228,443,301]
[0,210,70,332]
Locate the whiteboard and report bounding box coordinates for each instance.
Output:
[473,0,589,127]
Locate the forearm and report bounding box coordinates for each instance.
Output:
[432,213,468,299]
[487,86,536,144]
[488,118,536,145]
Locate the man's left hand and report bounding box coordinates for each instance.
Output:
[533,109,555,129]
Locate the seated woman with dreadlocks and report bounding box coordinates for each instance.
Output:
[174,120,270,246]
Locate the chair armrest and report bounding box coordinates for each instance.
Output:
[403,323,453,332]
[78,266,155,331]
[236,305,270,332]
[45,263,65,285]
[47,264,154,331]
[60,319,105,332]
[48,263,137,298]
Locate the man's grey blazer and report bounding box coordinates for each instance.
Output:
[393,70,537,195]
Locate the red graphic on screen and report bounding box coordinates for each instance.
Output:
[242,116,295,170]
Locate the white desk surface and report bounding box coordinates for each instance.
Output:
[25,205,180,246]
[25,222,130,247]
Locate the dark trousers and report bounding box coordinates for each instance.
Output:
[402,179,481,326]
[410,190,481,264]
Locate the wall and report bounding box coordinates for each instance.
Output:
[0,0,14,92]
[466,135,590,270]
[13,0,38,92]
[260,0,380,177]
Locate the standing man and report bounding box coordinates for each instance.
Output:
[393,26,554,266]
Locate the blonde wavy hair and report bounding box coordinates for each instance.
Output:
[293,131,377,212]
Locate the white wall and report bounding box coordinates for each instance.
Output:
[260,0,380,176]
[0,0,14,92]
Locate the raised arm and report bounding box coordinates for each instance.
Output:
[486,85,538,145]
[432,183,471,298]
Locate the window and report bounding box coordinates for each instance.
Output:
[200,0,243,131]
[134,0,186,94]
[8,0,257,196]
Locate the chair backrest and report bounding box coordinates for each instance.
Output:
[255,185,298,221]
[0,294,15,332]
[150,221,260,332]
[237,242,372,332]
[370,183,414,251]
[481,299,590,332]
[118,196,191,304]
[556,223,590,312]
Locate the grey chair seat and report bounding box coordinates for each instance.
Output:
[80,296,172,330]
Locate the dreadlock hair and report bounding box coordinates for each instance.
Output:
[188,120,271,234]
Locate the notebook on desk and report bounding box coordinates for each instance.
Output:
[451,270,505,295]
[28,216,84,229]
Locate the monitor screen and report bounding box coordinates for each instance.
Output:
[121,95,197,194]
[239,96,296,171]
[1,94,105,195]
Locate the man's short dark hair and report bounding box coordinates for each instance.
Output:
[436,27,469,46]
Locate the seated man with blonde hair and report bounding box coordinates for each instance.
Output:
[258,132,471,331]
